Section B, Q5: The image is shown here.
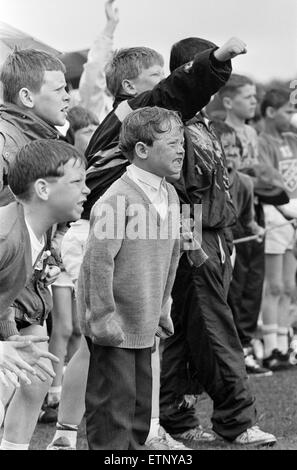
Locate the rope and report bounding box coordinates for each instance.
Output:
[233,218,297,245]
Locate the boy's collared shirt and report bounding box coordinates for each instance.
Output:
[126,164,168,219]
[24,218,46,268]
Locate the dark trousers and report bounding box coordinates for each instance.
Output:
[85,338,152,450]
[160,231,257,441]
[228,203,265,348]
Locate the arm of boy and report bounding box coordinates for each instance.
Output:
[80,196,125,346]
[129,37,246,122]
[78,0,119,121]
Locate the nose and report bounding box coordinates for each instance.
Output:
[83,183,91,196]
[63,89,70,102]
[178,145,185,157]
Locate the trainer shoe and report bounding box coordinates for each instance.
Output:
[244,353,273,377]
[146,426,190,450]
[233,426,276,447]
[46,436,75,450]
[171,425,216,442]
[263,349,292,371]
[38,402,58,424]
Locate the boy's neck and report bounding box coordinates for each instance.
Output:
[225,112,246,129]
[23,204,53,242]
[263,120,282,140]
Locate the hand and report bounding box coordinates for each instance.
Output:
[7,336,59,381]
[104,0,119,37]
[0,342,35,387]
[214,37,247,62]
[254,226,265,243]
[41,265,61,286]
[105,0,119,24]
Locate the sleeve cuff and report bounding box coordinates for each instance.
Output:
[0,321,19,340]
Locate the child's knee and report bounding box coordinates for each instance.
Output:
[268,281,284,296]
[283,282,296,299]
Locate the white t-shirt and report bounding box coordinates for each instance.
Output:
[24,219,46,269]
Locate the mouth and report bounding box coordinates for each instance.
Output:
[173,158,183,165]
[61,106,69,115]
[77,199,86,208]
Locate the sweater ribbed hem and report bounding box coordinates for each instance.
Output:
[0,321,19,340]
[81,324,156,349]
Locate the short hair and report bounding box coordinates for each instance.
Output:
[260,88,291,117]
[212,119,243,156]
[8,139,86,201]
[169,37,216,72]
[219,74,254,99]
[0,48,66,103]
[212,120,236,139]
[105,47,164,97]
[119,106,183,162]
[66,106,99,144]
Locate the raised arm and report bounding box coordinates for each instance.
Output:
[78,0,119,122]
[129,37,247,122]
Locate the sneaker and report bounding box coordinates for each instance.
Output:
[171,425,216,442]
[263,349,292,371]
[244,353,273,377]
[233,426,276,447]
[38,403,58,424]
[146,426,190,450]
[46,436,75,451]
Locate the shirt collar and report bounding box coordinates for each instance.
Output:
[127,164,166,191]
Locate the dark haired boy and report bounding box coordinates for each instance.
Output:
[78,107,183,449]
[158,40,275,447]
[0,139,89,450]
[0,48,70,206]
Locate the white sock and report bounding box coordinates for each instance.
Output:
[277,327,289,354]
[146,418,160,441]
[262,324,278,358]
[0,439,29,450]
[0,401,4,428]
[47,386,62,405]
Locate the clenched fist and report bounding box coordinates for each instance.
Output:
[214,37,247,62]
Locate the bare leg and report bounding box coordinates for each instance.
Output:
[1,324,53,446]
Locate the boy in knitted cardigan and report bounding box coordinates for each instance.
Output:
[78,107,184,450]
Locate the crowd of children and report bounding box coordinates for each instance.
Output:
[1,0,297,451]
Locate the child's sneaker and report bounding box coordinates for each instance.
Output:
[233,426,276,447]
[263,349,292,371]
[46,436,75,450]
[146,426,190,450]
[244,353,273,377]
[171,425,216,442]
[38,402,58,424]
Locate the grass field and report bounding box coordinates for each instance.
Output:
[17,366,297,451]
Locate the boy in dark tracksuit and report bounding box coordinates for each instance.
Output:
[159,38,276,447]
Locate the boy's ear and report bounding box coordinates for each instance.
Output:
[266,106,276,119]
[18,88,35,109]
[121,79,138,96]
[33,179,50,201]
[135,141,149,160]
[222,96,233,111]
